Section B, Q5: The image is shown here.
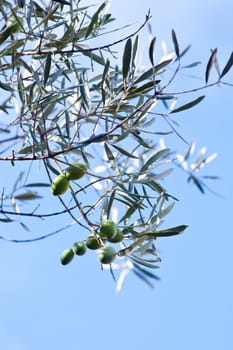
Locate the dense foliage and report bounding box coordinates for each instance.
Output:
[0,0,232,289]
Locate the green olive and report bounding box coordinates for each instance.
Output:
[107,229,124,243]
[51,174,69,196]
[98,246,117,264]
[65,163,87,180]
[60,248,74,265]
[73,241,87,256]
[86,233,103,250]
[99,220,117,240]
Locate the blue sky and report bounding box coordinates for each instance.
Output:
[1,1,233,349]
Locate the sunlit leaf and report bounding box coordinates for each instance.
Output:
[17,144,47,155]
[159,202,175,219]
[14,191,43,201]
[119,199,144,223]
[132,35,139,72]
[131,257,160,270]
[184,141,195,161]
[134,59,173,84]
[79,71,92,111]
[140,148,170,173]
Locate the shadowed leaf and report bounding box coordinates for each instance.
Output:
[172,29,180,58]
[149,36,156,66]
[170,96,205,114]
[220,52,233,79]
[205,48,217,83]
[122,38,132,82]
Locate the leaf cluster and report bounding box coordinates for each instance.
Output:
[0,0,232,288]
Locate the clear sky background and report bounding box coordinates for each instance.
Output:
[1,1,233,349]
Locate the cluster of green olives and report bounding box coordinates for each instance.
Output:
[51,163,87,196]
[60,220,124,266]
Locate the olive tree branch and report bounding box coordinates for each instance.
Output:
[15,11,151,58]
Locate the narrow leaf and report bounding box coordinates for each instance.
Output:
[119,200,143,223]
[188,175,205,194]
[0,27,12,45]
[131,257,160,270]
[111,144,139,159]
[205,48,217,83]
[17,0,25,8]
[85,2,106,38]
[140,148,170,173]
[122,38,132,82]
[182,62,201,69]
[0,218,13,223]
[153,225,188,237]
[44,52,51,86]
[149,36,156,66]
[134,60,173,84]
[79,72,91,111]
[102,58,110,84]
[184,141,195,161]
[80,49,105,66]
[132,269,155,288]
[14,191,43,201]
[132,35,139,71]
[25,183,50,187]
[170,96,205,114]
[104,142,115,162]
[171,29,180,58]
[220,52,233,79]
[127,81,160,99]
[52,0,70,5]
[0,81,14,92]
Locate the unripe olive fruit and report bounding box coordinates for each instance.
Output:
[86,233,103,250]
[7,15,23,33]
[98,246,117,264]
[65,163,87,180]
[107,229,124,243]
[73,241,87,256]
[60,248,74,265]
[51,174,69,196]
[99,220,117,240]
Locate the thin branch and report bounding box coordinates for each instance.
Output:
[0,205,78,219]
[0,222,75,243]
[15,11,151,57]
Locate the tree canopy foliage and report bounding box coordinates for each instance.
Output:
[0,0,232,290]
